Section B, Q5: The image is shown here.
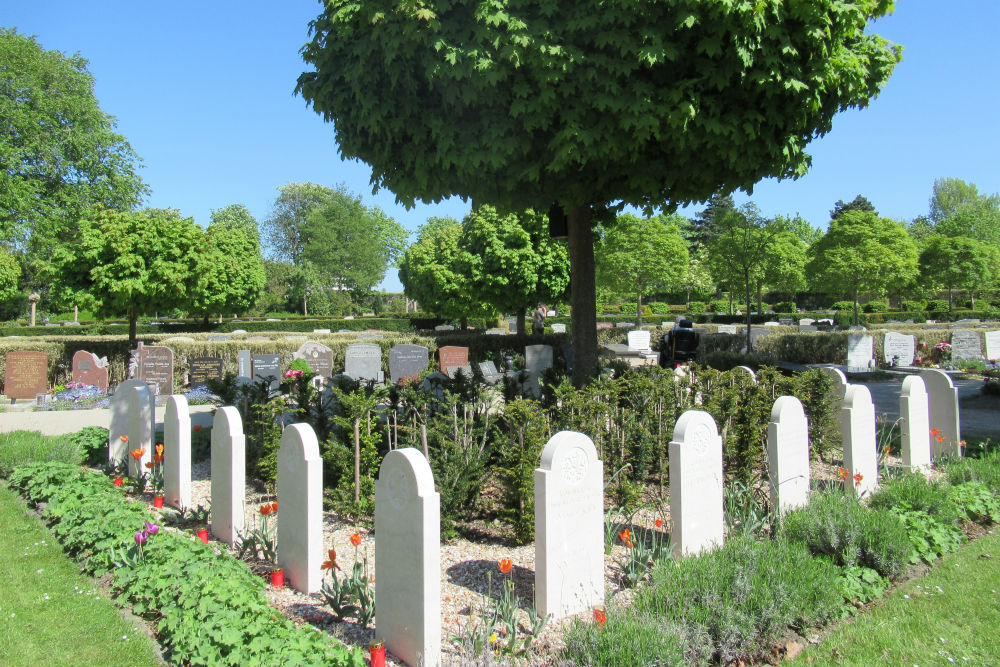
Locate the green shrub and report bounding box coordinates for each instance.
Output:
[646,301,670,314]
[563,608,688,667]
[902,300,927,311]
[497,399,550,544]
[943,448,1000,492]
[0,430,82,477]
[782,490,912,578]
[774,301,796,313]
[948,482,1000,524]
[688,300,707,314]
[792,369,841,462]
[831,300,855,311]
[869,473,962,526]
[927,299,949,311]
[67,426,110,465]
[709,299,730,313]
[862,300,889,313]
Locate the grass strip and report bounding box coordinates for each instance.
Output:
[0,430,81,477]
[0,483,161,667]
[787,529,1000,667]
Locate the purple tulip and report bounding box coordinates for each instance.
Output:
[144,522,159,536]
[134,530,148,545]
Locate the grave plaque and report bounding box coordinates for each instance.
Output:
[207,335,231,341]
[438,346,469,375]
[252,354,281,391]
[345,343,382,382]
[357,332,384,340]
[883,332,915,366]
[798,324,818,332]
[138,345,174,395]
[717,324,740,335]
[389,344,429,384]
[485,328,506,335]
[798,318,816,326]
[3,350,48,399]
[951,329,983,362]
[595,322,613,330]
[237,350,252,378]
[189,356,224,388]
[550,323,567,334]
[846,334,874,372]
[778,318,794,326]
[479,361,503,385]
[985,330,1000,361]
[293,341,334,377]
[71,350,109,391]
[446,364,473,380]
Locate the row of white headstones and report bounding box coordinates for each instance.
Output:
[104,367,961,667]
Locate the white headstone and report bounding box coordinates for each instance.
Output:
[278,423,323,593]
[627,330,652,351]
[669,411,724,557]
[920,369,961,458]
[163,395,191,509]
[735,365,757,383]
[798,318,815,326]
[840,385,878,497]
[820,366,849,401]
[109,379,153,464]
[900,375,931,473]
[883,332,916,366]
[717,324,740,335]
[950,329,983,362]
[766,396,810,514]
[985,330,1000,361]
[211,407,246,545]
[375,448,440,667]
[846,334,874,372]
[127,385,154,478]
[550,323,567,334]
[534,431,604,620]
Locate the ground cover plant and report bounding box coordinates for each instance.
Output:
[0,484,161,667]
[0,429,83,477]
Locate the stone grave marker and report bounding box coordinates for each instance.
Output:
[595,322,612,330]
[986,330,1000,361]
[560,343,573,374]
[71,350,109,392]
[375,448,441,667]
[313,328,331,334]
[438,346,469,376]
[846,334,874,372]
[735,365,757,383]
[247,335,270,342]
[820,366,849,401]
[446,364,473,380]
[434,324,454,331]
[900,375,931,473]
[798,324,818,332]
[950,329,983,362]
[524,344,553,397]
[164,395,192,509]
[127,386,153,479]
[716,324,740,335]
[921,369,961,458]
[506,316,519,332]
[883,332,916,366]
[479,361,503,385]
[109,379,152,464]
[389,344,429,384]
[534,431,604,620]
[344,342,382,383]
[766,396,810,514]
[551,323,567,334]
[343,315,354,320]
[3,350,48,399]
[357,332,384,340]
[749,327,771,347]
[779,318,794,326]
[615,322,634,328]
[293,341,334,377]
[237,350,252,378]
[211,406,246,545]
[840,385,878,497]
[798,318,815,326]
[670,411,724,556]
[207,335,231,341]
[252,354,281,392]
[278,423,323,593]
[485,328,506,335]
[189,356,224,388]
[164,336,195,343]
[627,330,652,351]
[232,329,248,334]
[764,321,780,327]
[137,344,174,396]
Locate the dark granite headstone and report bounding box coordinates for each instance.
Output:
[345,343,382,382]
[389,344,429,384]
[293,341,334,377]
[560,343,574,373]
[138,345,174,396]
[438,346,469,375]
[237,350,252,378]
[4,350,48,399]
[189,356,224,388]
[71,350,109,391]
[252,353,281,391]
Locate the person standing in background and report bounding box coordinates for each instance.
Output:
[533,303,547,335]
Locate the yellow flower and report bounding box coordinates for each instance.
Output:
[489,632,498,644]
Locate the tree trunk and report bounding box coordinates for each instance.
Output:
[128,308,137,349]
[728,291,734,315]
[948,287,953,312]
[756,282,763,316]
[353,418,361,504]
[853,288,860,326]
[744,273,752,352]
[636,289,643,326]
[460,315,468,330]
[685,286,691,310]
[567,204,597,385]
[517,312,527,336]
[303,294,309,317]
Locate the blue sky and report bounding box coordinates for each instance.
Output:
[6,1,999,291]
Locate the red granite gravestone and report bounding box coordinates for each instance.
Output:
[72,350,109,392]
[438,346,469,375]
[4,350,49,399]
[138,345,174,396]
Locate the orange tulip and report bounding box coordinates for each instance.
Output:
[130,448,146,460]
[654,519,663,528]
[321,548,339,571]
[260,504,272,516]
[838,467,849,481]
[155,443,164,456]
[498,559,513,574]
[930,428,940,437]
[193,425,203,432]
[854,473,864,487]
[120,435,129,442]
[145,461,154,469]
[618,528,633,549]
[153,453,164,463]
[350,532,362,546]
[270,501,278,513]
[936,435,945,442]
[113,477,123,487]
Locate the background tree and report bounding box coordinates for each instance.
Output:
[807,210,919,324]
[927,177,1000,246]
[596,213,688,325]
[457,205,569,335]
[687,192,735,248]
[191,204,266,322]
[47,208,203,346]
[297,0,901,384]
[775,213,822,247]
[398,217,495,328]
[0,249,21,302]
[0,29,147,265]
[758,229,807,308]
[830,195,876,221]
[260,182,340,263]
[680,244,715,311]
[918,235,999,311]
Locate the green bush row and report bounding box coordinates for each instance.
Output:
[7,462,363,667]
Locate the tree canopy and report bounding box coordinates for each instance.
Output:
[927,177,1000,246]
[191,204,267,319]
[0,28,147,257]
[297,0,901,382]
[918,235,999,311]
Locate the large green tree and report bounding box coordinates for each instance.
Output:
[457,205,569,335]
[806,210,919,324]
[927,178,1000,246]
[47,208,203,346]
[297,0,901,384]
[398,217,495,327]
[596,213,688,325]
[261,182,336,263]
[918,235,999,311]
[0,29,147,260]
[191,204,267,321]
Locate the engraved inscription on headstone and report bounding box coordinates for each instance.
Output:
[388,344,429,384]
[985,330,1000,361]
[950,329,983,362]
[138,345,174,396]
[237,350,252,378]
[189,356,224,388]
[438,346,469,375]
[72,349,109,391]
[846,334,874,372]
[883,332,916,366]
[344,343,382,382]
[252,354,281,392]
[293,341,334,377]
[3,350,48,399]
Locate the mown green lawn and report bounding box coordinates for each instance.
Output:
[788,529,1000,667]
[0,483,161,667]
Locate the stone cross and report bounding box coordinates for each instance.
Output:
[164,395,192,509]
[766,396,810,514]
[278,423,323,593]
[211,406,246,545]
[900,375,931,473]
[534,431,604,620]
[840,385,878,497]
[920,369,961,458]
[669,411,724,557]
[375,448,440,667]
